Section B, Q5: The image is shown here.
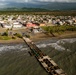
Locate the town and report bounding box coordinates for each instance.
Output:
[0,14,76,40]
[0,15,76,29]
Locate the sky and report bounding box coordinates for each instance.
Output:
[0,0,76,8]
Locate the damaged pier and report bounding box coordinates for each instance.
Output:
[23,37,67,75]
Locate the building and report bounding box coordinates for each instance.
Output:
[13,22,23,28]
[26,22,36,28]
[2,23,12,29]
[40,23,46,26]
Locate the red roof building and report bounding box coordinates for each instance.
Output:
[26,23,36,28]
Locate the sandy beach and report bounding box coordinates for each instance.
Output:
[31,31,76,42]
[0,38,24,44]
[0,31,76,44]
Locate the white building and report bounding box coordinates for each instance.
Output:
[3,23,12,29]
[0,21,4,23]
[59,21,63,25]
[13,22,23,28]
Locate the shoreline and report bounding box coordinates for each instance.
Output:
[31,31,76,42]
[0,31,76,44]
[0,38,24,44]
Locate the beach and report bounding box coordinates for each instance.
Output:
[0,31,76,44]
[0,38,24,44]
[31,31,76,42]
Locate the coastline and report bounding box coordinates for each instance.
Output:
[0,31,76,44]
[0,38,24,44]
[31,31,76,42]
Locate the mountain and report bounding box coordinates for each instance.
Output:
[0,7,50,11]
[44,2,76,10]
[0,2,76,11]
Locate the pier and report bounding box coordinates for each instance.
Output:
[23,37,67,75]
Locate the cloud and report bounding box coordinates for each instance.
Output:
[0,1,9,8]
[0,0,76,3]
[0,0,76,8]
[39,0,76,2]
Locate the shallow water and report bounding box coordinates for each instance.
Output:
[0,38,76,75]
[0,38,76,52]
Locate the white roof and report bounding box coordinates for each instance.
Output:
[13,22,19,25]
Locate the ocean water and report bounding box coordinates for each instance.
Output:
[0,38,76,75]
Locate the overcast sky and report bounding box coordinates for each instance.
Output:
[0,0,76,8]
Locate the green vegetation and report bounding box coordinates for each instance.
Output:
[21,7,50,12]
[0,30,22,40]
[41,25,76,33]
[14,33,22,38]
[0,36,11,40]
[0,29,11,40]
[25,34,30,38]
[12,36,16,39]
[2,32,8,36]
[0,7,50,12]
[1,29,9,36]
[0,11,76,16]
[41,25,76,37]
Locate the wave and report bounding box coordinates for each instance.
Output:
[37,38,76,51]
[37,43,65,51]
[57,38,76,44]
[0,38,76,52]
[0,44,25,52]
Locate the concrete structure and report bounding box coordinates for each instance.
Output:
[23,37,67,75]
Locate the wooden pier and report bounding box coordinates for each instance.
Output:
[23,37,67,75]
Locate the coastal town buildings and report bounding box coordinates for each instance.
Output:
[0,15,76,29]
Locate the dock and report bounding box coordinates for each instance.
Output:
[23,37,67,75]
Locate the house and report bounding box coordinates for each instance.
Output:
[57,21,63,25]
[0,21,4,24]
[3,23,12,29]
[39,23,46,26]
[66,20,73,25]
[26,22,36,28]
[13,22,23,28]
